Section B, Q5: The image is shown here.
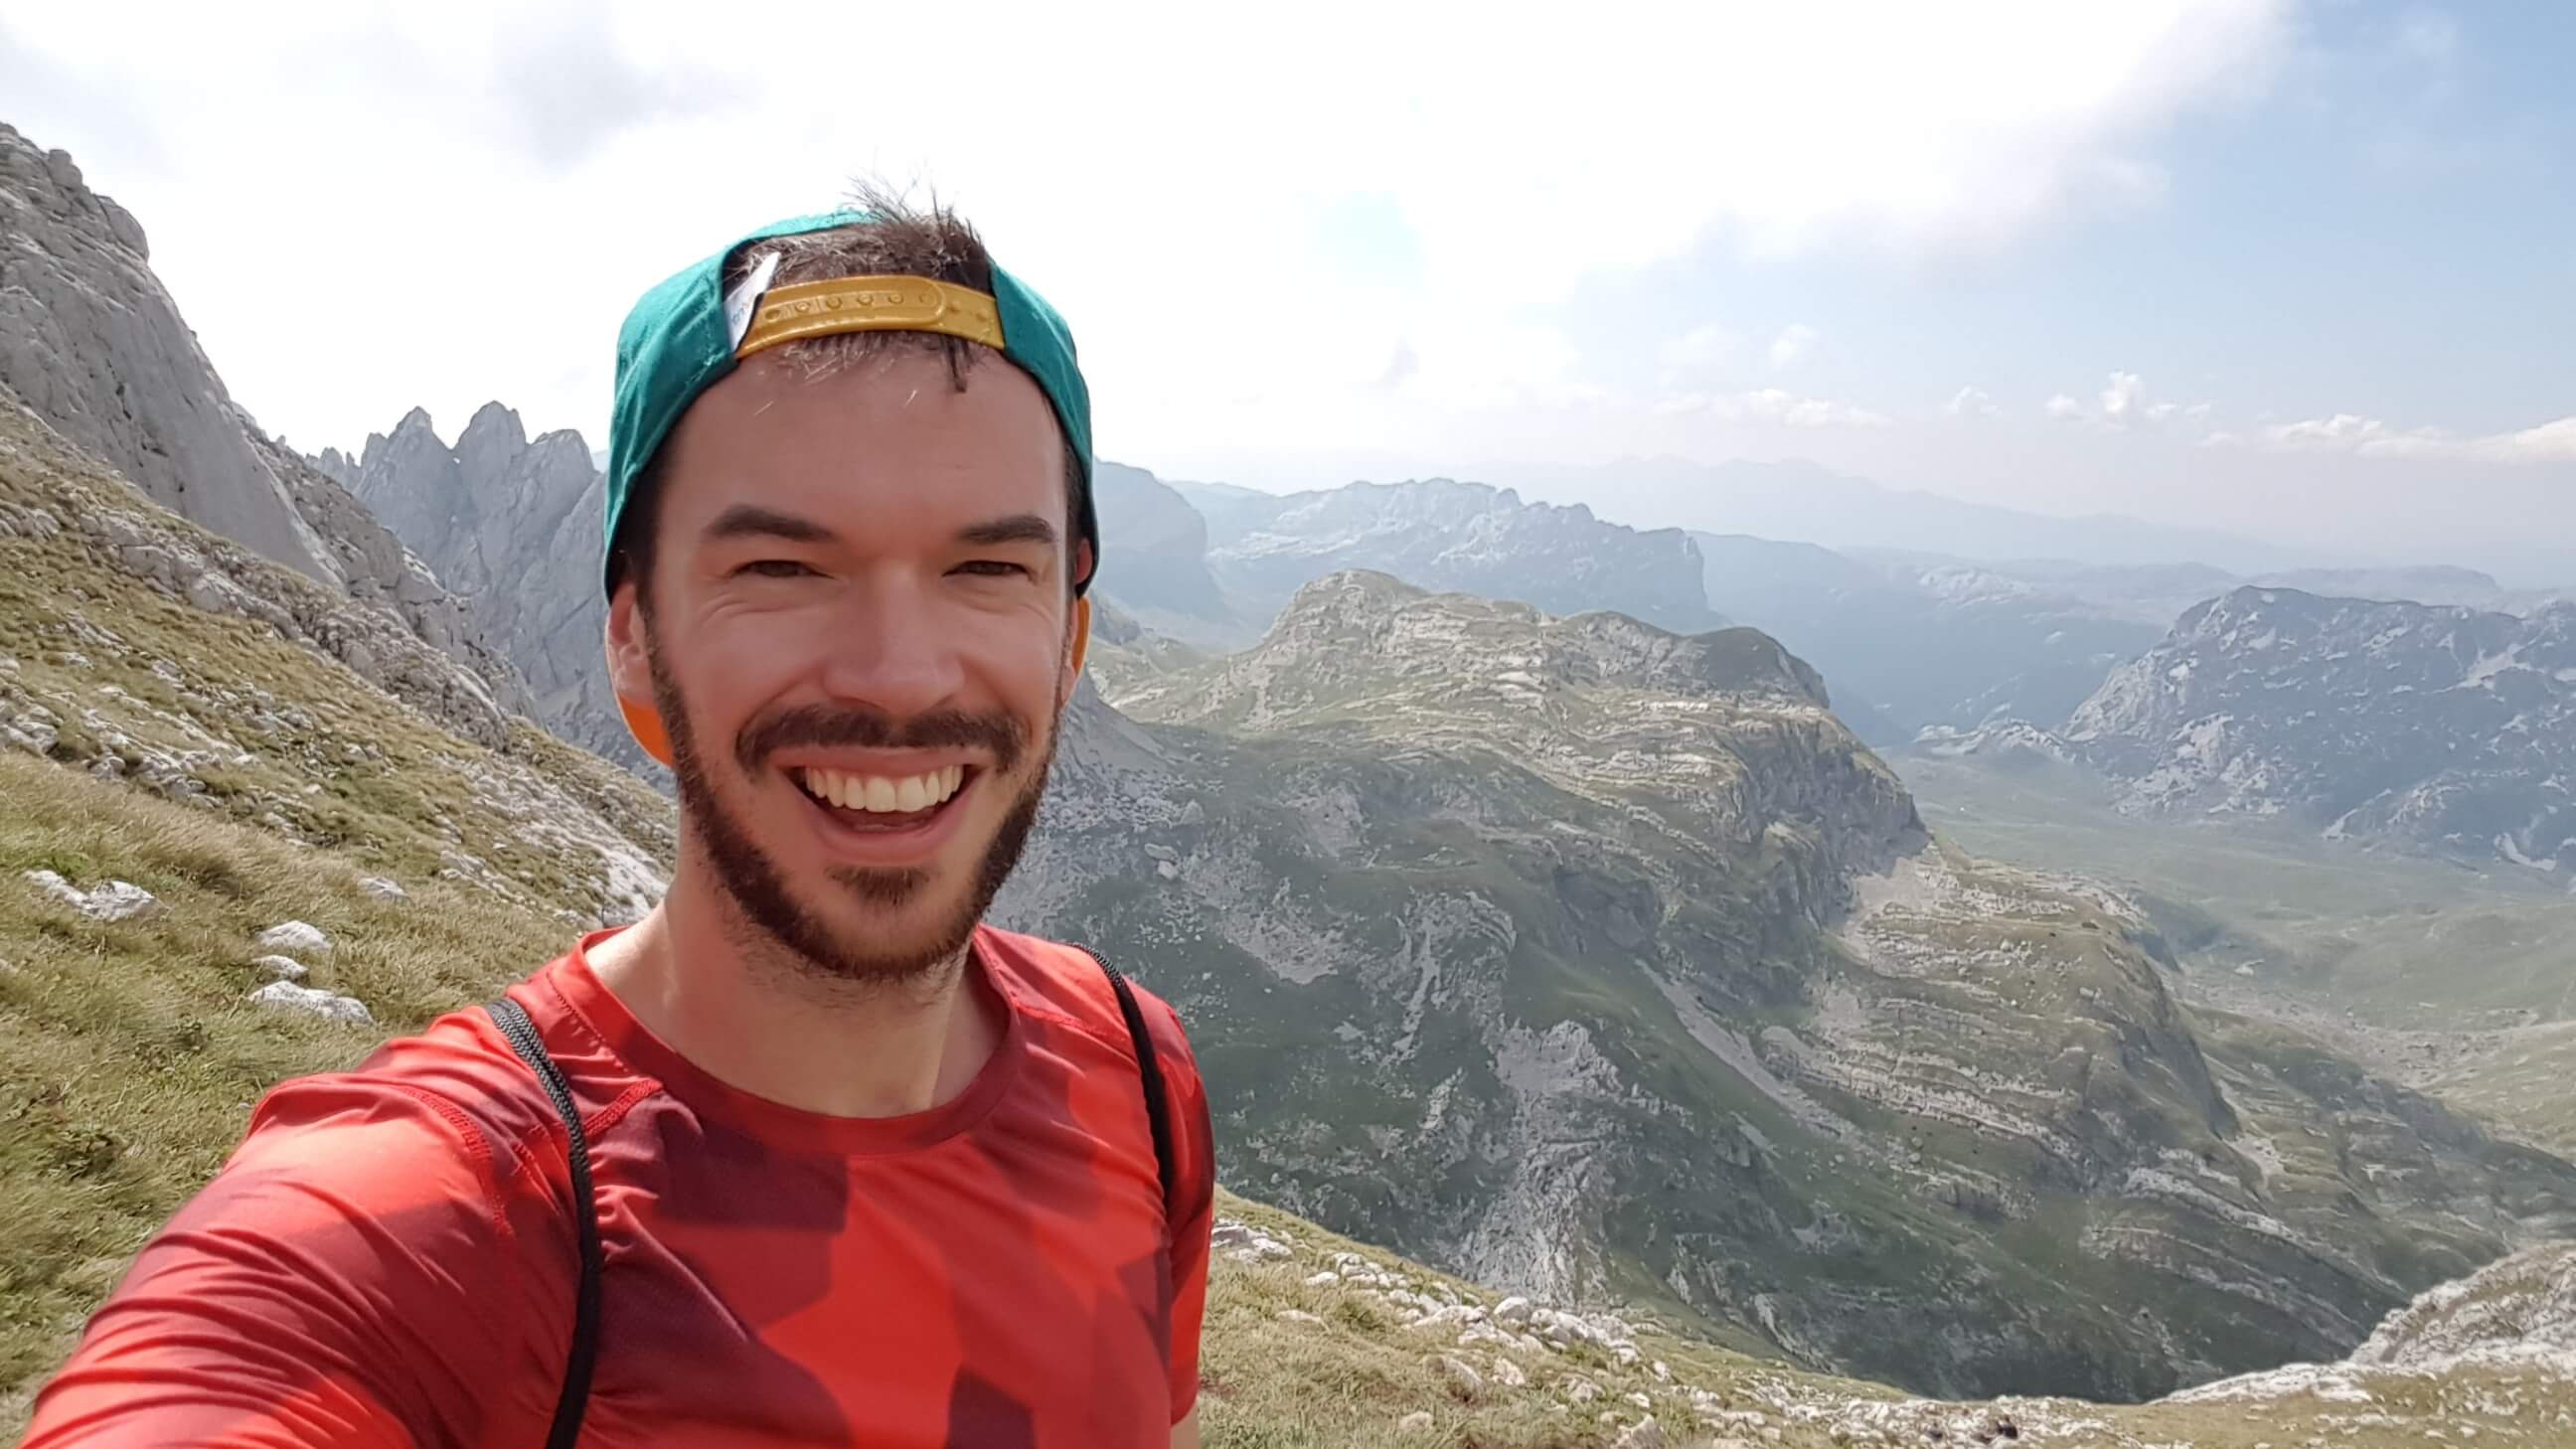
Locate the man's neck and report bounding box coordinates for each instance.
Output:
[585,893,1006,1120]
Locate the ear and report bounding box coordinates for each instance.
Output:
[1060,593,1091,709]
[606,580,676,767]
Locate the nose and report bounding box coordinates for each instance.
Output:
[812,571,969,719]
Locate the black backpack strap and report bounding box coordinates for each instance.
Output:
[487,996,601,1449]
[1087,950,1179,1222]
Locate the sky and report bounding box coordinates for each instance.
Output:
[6,0,2572,580]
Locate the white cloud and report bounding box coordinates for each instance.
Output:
[1767,323,1823,372]
[0,0,2299,463]
[2045,393,2087,421]
[2146,402,2180,423]
[2099,370,2147,425]
[1945,386,2001,418]
[2263,410,2576,464]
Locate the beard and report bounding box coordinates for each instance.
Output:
[645,626,1057,984]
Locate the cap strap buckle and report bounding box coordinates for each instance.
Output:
[733,274,1008,359]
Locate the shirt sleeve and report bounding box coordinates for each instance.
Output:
[1149,995,1218,1427]
[22,1070,570,1449]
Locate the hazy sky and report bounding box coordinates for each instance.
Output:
[7,1,2572,578]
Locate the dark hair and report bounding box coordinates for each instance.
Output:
[613,183,1086,605]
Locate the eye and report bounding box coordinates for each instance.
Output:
[733,560,818,579]
[953,561,1034,578]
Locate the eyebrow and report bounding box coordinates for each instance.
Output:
[704,505,836,545]
[956,514,1059,548]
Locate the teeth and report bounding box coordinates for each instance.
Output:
[797,765,967,814]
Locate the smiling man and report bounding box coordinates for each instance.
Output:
[27,197,1217,1449]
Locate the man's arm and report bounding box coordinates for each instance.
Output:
[1149,993,1219,1437]
[24,1072,564,1448]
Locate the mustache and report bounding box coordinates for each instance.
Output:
[732,704,1028,778]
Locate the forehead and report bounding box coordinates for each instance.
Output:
[653,347,1063,537]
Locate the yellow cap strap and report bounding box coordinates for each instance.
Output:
[733,274,1008,359]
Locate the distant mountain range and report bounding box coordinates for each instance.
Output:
[1928,586,2576,877]
[1164,474,1720,642]
[1467,457,2354,576]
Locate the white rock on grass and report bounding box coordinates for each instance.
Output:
[23,870,162,921]
[24,869,84,908]
[1612,1417,1668,1449]
[358,877,407,899]
[1274,1309,1324,1326]
[1395,1411,1434,1433]
[248,980,372,1025]
[254,921,333,955]
[1490,1356,1528,1387]
[1431,1354,1484,1399]
[1304,1270,1340,1287]
[1493,1295,1532,1324]
[1209,1218,1294,1263]
[250,954,308,981]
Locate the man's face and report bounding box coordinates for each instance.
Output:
[609,347,1085,981]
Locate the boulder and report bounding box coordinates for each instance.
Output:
[1613,1418,1667,1449]
[254,920,333,956]
[1431,1354,1484,1400]
[251,954,308,981]
[247,981,372,1025]
[23,870,161,922]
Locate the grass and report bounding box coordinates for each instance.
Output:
[0,749,572,1432]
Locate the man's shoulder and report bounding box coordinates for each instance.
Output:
[974,924,1200,1072]
[236,957,581,1196]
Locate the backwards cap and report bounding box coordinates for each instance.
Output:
[601,209,1097,599]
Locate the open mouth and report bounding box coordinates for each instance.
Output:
[792,764,973,834]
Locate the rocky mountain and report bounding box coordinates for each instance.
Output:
[1085,595,1207,703]
[1089,463,1248,649]
[0,123,523,711]
[317,404,640,769]
[1137,475,1720,643]
[1691,533,2166,738]
[1003,569,2576,1400]
[2054,587,2576,873]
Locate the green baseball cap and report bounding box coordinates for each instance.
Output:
[601,209,1098,598]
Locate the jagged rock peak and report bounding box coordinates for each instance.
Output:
[458,400,530,456]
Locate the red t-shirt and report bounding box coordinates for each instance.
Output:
[26,924,1216,1448]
